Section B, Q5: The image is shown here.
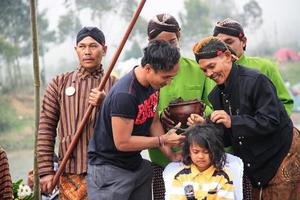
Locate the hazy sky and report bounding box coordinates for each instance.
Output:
[39,0,300,70]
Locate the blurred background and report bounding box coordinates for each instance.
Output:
[1,0,300,183]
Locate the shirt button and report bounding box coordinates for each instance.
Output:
[239,141,243,145]
[247,163,251,167]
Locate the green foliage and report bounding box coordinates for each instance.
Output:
[0,37,19,63]
[59,0,146,43]
[13,179,34,200]
[179,0,211,38]
[209,0,238,21]
[238,0,263,31]
[57,10,82,43]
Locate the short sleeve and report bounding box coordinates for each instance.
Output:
[111,92,137,119]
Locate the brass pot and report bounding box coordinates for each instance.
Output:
[168,98,205,128]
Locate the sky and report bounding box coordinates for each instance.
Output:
[39,0,300,74]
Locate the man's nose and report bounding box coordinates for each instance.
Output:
[206,70,213,77]
[84,47,91,54]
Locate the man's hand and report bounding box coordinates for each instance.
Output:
[187,113,205,126]
[161,123,186,146]
[210,110,231,128]
[89,88,106,106]
[160,108,175,131]
[40,174,54,194]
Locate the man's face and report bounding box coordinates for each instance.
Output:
[198,53,232,85]
[152,31,179,48]
[75,36,107,70]
[146,63,179,90]
[189,142,211,172]
[216,33,246,58]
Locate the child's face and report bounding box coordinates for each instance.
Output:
[189,142,212,172]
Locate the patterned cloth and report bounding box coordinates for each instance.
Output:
[252,128,300,200]
[37,66,117,176]
[152,163,165,200]
[243,175,253,200]
[0,147,13,200]
[59,174,88,200]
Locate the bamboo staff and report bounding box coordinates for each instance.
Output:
[29,0,41,199]
[50,0,147,192]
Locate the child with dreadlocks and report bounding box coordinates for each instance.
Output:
[165,121,235,200]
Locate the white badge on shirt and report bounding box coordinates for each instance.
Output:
[65,86,75,96]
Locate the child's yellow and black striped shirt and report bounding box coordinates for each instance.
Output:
[169,164,234,200]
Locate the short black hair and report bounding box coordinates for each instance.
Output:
[182,121,226,171]
[141,40,180,72]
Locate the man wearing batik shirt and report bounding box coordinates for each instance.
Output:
[0,146,13,200]
[37,27,117,199]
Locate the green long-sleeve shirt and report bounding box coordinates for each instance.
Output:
[236,54,294,115]
[148,56,215,167]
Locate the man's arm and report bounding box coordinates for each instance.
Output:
[37,78,60,177]
[148,110,185,161]
[267,61,294,115]
[111,111,185,152]
[37,78,60,194]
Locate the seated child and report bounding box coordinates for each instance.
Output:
[165,123,235,200]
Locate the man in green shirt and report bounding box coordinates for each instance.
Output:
[213,18,294,115]
[146,13,215,200]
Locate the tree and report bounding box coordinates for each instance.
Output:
[179,0,211,39]
[124,40,143,60]
[0,0,55,91]
[56,0,148,61]
[239,0,263,32]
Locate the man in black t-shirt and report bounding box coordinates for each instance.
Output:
[87,40,186,200]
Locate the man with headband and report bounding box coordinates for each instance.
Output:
[147,13,215,200]
[37,26,117,199]
[213,18,293,116]
[191,36,300,200]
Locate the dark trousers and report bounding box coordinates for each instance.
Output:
[86,159,153,200]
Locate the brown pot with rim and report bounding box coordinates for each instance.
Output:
[167,98,205,129]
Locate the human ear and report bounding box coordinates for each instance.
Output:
[102,45,107,56]
[241,37,247,48]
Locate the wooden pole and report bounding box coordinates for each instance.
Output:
[50,0,147,192]
[29,0,41,199]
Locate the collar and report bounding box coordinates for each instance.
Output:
[77,65,104,80]
[217,63,238,93]
[190,164,215,180]
[236,53,246,64]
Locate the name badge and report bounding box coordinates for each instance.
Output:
[65,86,75,96]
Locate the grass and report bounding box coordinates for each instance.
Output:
[0,91,35,151]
